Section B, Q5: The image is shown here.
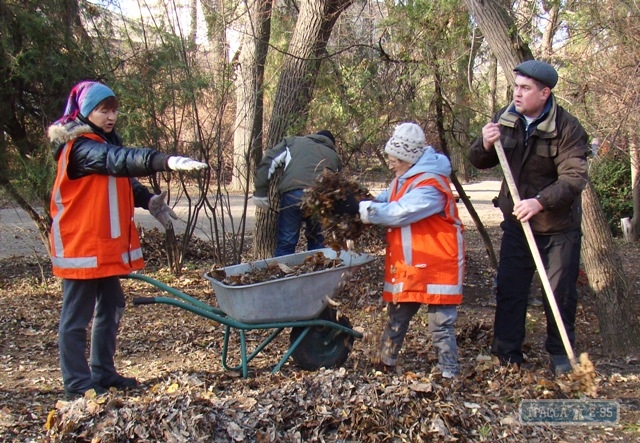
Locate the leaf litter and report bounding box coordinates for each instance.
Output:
[0,205,639,442]
[213,251,345,286]
[302,170,386,253]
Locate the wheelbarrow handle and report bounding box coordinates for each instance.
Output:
[133,297,157,305]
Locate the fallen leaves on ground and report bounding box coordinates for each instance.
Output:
[42,365,597,443]
[1,219,639,442]
[557,352,598,398]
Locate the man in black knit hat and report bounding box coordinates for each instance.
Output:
[254,130,341,256]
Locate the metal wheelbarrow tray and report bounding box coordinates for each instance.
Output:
[126,248,375,377]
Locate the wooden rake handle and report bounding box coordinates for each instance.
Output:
[493,140,577,368]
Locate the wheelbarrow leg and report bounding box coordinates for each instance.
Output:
[221,325,248,378]
[272,326,312,374]
[221,325,286,378]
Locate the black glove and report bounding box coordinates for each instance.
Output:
[334,193,360,215]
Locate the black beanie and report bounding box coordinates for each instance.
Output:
[316,130,335,144]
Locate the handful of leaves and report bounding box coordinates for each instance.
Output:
[302,170,384,252]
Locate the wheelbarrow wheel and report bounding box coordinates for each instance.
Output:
[289,307,354,371]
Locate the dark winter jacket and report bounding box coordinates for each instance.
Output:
[254,134,342,198]
[469,95,589,234]
[47,117,172,209]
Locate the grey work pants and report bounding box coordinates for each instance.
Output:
[58,277,125,392]
[379,302,459,374]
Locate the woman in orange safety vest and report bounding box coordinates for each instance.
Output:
[336,122,464,378]
[48,81,207,399]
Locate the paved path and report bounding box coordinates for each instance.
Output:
[0,180,502,260]
[0,194,257,260]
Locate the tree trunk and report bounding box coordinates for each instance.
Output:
[453,19,480,183]
[581,182,640,353]
[463,0,640,355]
[253,0,354,258]
[188,0,198,44]
[230,0,272,192]
[540,1,560,59]
[630,141,640,240]
[461,0,533,86]
[433,67,498,269]
[201,0,228,84]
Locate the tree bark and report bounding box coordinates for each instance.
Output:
[630,141,640,240]
[463,0,640,355]
[253,0,354,258]
[201,0,228,84]
[230,0,272,192]
[581,182,640,353]
[461,0,533,86]
[540,1,560,59]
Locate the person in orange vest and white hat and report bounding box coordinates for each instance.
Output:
[335,122,465,378]
[47,80,208,398]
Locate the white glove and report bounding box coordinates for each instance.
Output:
[359,200,373,224]
[148,191,178,229]
[253,196,270,210]
[167,156,209,172]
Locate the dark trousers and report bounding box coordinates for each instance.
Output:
[59,277,125,391]
[491,220,581,364]
[274,189,324,257]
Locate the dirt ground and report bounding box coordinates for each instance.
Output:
[0,179,639,442]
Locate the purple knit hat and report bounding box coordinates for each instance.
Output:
[54,81,116,124]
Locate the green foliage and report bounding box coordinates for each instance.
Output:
[16,150,57,208]
[0,0,99,210]
[307,0,473,178]
[589,151,633,237]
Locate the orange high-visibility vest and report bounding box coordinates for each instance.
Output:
[383,172,465,305]
[49,133,144,279]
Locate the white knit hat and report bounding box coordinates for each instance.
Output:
[384,122,426,164]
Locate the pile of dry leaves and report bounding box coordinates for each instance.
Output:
[44,360,607,442]
[214,251,344,286]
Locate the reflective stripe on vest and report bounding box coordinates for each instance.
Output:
[51,255,98,269]
[51,149,70,259]
[123,247,144,264]
[109,176,121,238]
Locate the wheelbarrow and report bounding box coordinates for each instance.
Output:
[125,248,375,377]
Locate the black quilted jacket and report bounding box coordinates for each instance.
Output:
[47,117,171,209]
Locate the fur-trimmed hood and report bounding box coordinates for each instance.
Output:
[47,119,95,145]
